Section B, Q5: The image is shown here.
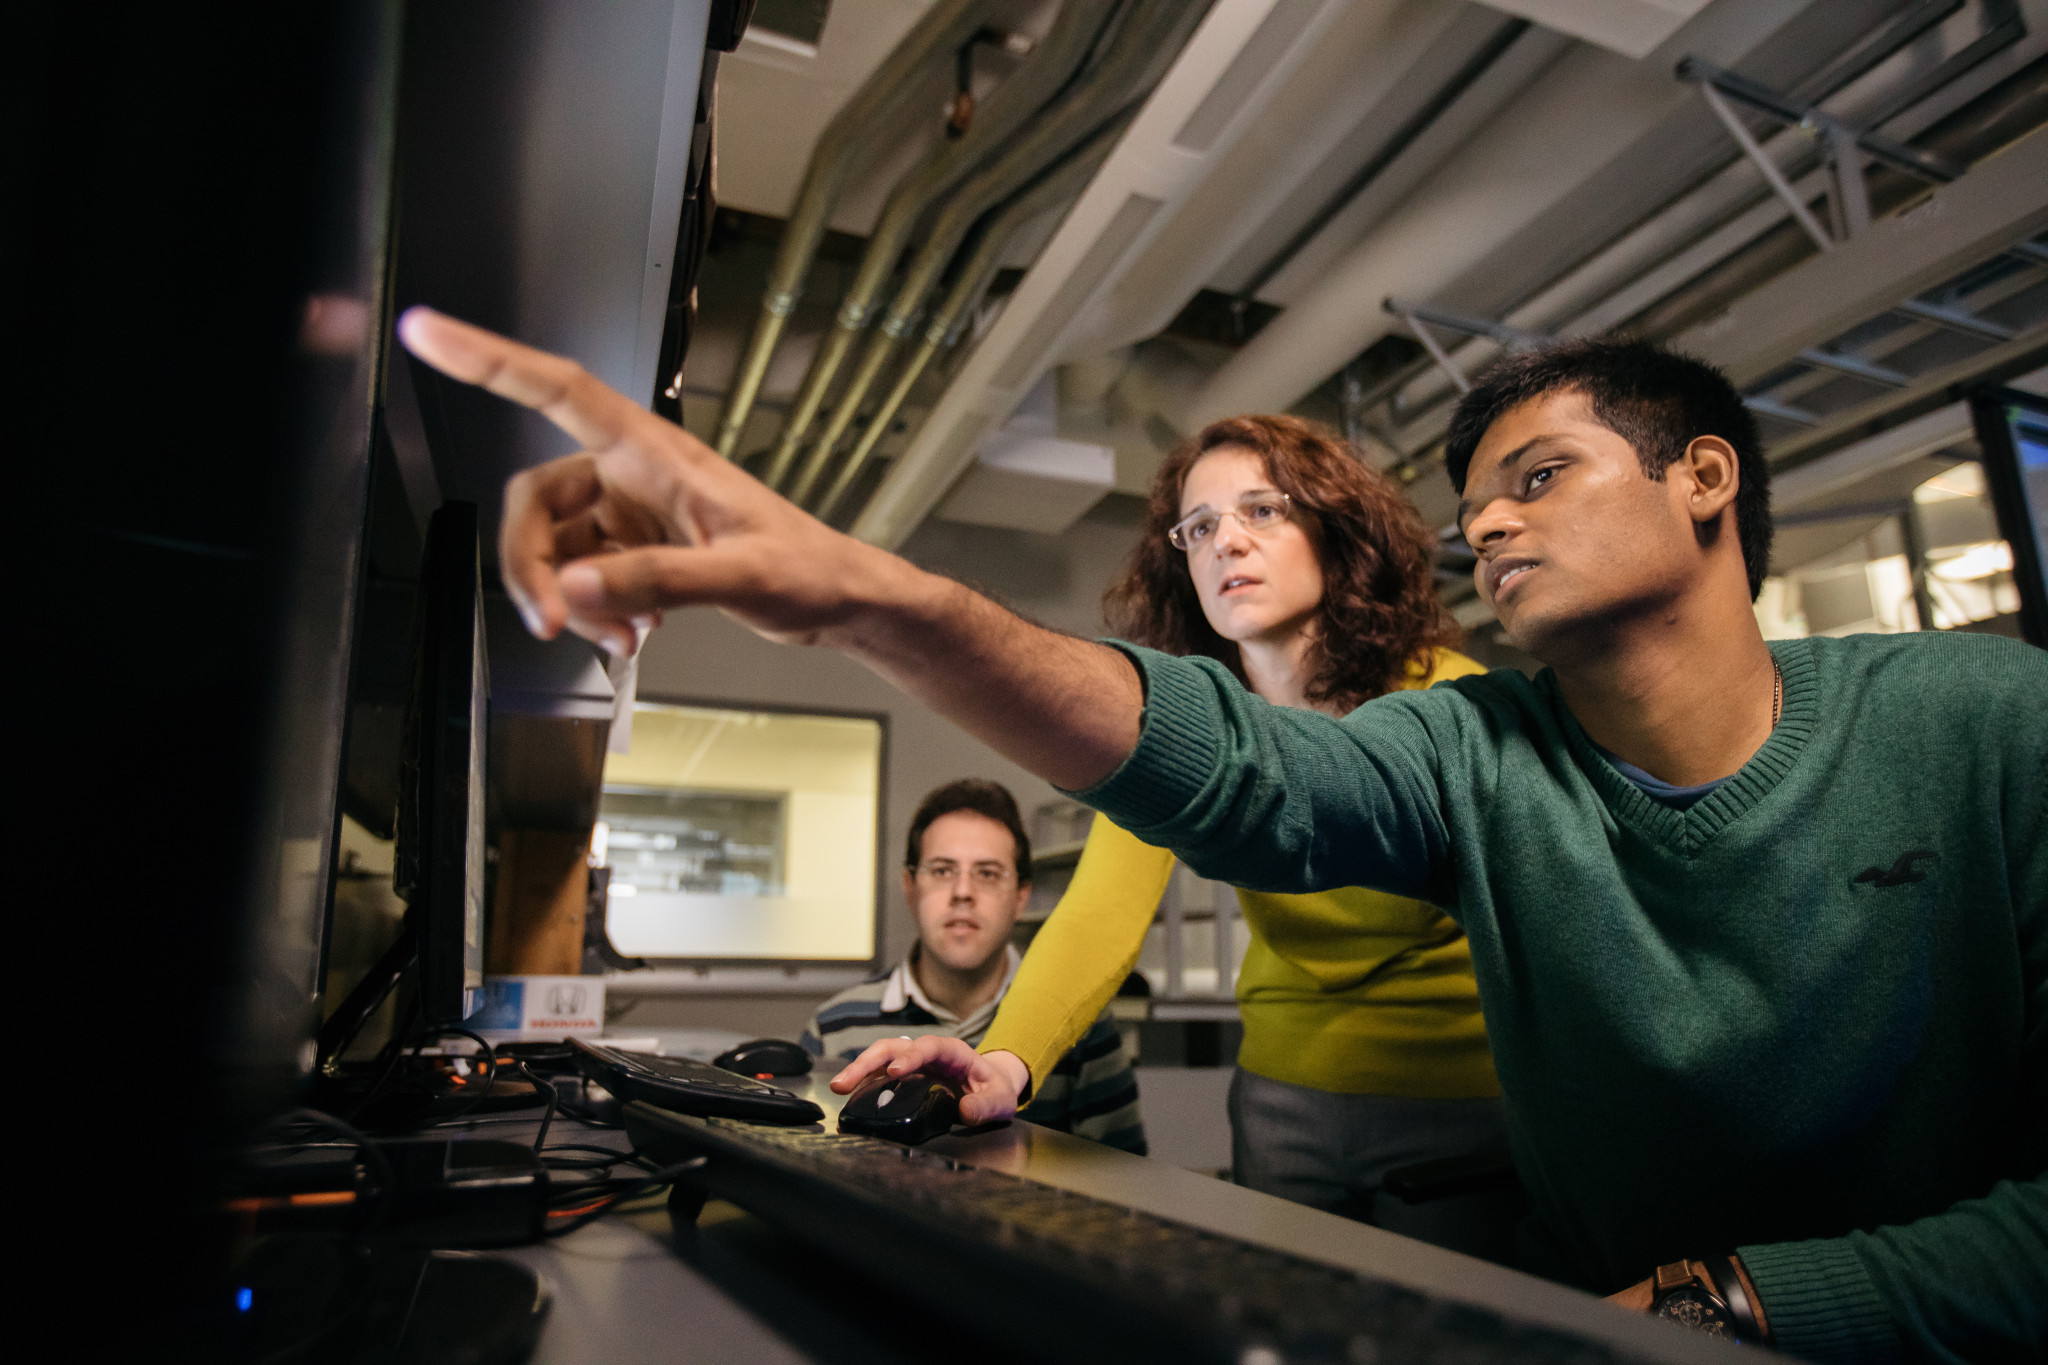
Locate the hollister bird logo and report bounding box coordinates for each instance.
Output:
[1854,850,1937,888]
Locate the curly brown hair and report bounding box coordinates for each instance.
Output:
[1104,414,1460,712]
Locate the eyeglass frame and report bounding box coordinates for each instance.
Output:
[1166,491,1295,552]
[909,859,1020,892]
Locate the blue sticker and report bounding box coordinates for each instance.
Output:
[466,979,526,1031]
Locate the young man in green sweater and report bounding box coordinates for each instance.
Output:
[399,307,2044,1362]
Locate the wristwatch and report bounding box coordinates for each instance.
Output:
[1649,1256,1770,1346]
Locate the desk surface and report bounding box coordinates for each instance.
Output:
[479,1067,1742,1365]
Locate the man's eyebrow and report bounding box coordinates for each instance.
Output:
[1490,437,1548,477]
[1457,435,1572,523]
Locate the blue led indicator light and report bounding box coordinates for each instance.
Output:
[236,1287,253,1313]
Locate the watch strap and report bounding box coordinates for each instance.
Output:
[1653,1260,1708,1296]
[1704,1254,1770,1345]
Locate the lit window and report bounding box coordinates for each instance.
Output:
[593,702,882,963]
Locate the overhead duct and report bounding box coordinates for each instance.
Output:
[1222,14,1533,322]
[710,0,992,458]
[1371,0,2041,456]
[985,0,1558,473]
[851,0,1373,549]
[815,113,1132,522]
[784,0,1206,507]
[1471,0,1713,61]
[1048,0,1544,370]
[757,0,1122,489]
[1184,2,1852,426]
[1682,125,2048,384]
[934,374,1117,534]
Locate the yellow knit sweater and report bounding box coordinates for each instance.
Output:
[979,649,1500,1099]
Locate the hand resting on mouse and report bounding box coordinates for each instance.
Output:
[831,1036,1031,1127]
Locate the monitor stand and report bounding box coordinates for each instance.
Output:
[317,918,421,1070]
[311,918,546,1127]
[230,1233,549,1364]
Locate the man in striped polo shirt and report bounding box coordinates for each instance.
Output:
[801,779,1146,1154]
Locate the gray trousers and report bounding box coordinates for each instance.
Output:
[1228,1067,1522,1265]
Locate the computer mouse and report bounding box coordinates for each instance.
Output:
[837,1070,961,1145]
[713,1038,815,1078]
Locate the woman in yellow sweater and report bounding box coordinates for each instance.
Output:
[835,414,1512,1257]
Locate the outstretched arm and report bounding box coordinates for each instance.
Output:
[401,309,1451,900]
[397,307,1141,793]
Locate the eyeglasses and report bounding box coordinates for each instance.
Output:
[1167,493,1293,552]
[912,861,1016,891]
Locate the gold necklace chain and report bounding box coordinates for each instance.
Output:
[1771,655,1782,728]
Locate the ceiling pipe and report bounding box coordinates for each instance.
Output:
[1202,0,2036,432]
[785,0,1202,506]
[710,0,993,459]
[814,114,1133,523]
[758,0,1123,490]
[861,0,1431,549]
[1185,5,1859,426]
[1223,15,1530,325]
[1374,1,2039,447]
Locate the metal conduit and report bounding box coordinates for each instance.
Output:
[1226,15,1531,319]
[710,0,992,458]
[814,114,1134,523]
[785,0,1193,506]
[1391,10,2037,429]
[759,0,1123,490]
[1352,3,2036,447]
[785,310,912,503]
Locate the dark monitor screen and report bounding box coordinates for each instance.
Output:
[1969,387,2048,647]
[396,500,490,1024]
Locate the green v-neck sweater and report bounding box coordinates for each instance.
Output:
[1076,632,2046,1363]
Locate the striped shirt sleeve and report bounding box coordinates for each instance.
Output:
[1020,1012,1146,1154]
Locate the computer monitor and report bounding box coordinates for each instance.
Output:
[318,499,490,1061]
[1968,387,2048,647]
[395,500,491,1025]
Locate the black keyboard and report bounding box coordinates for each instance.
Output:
[625,1103,1675,1365]
[568,1040,823,1124]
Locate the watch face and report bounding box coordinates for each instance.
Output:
[1655,1288,1735,1338]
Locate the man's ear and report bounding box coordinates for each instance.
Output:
[901,868,919,906]
[1679,435,1740,524]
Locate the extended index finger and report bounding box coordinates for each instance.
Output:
[397,306,647,455]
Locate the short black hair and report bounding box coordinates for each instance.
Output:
[905,779,1032,884]
[1444,339,1773,598]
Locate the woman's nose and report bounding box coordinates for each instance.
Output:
[1211,516,1252,553]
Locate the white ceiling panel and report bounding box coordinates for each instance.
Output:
[715,0,1061,235]
[1473,0,1715,58]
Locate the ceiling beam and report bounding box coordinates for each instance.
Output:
[1769,401,1970,513]
[1767,331,2048,476]
[851,0,1357,549]
[1677,121,2048,387]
